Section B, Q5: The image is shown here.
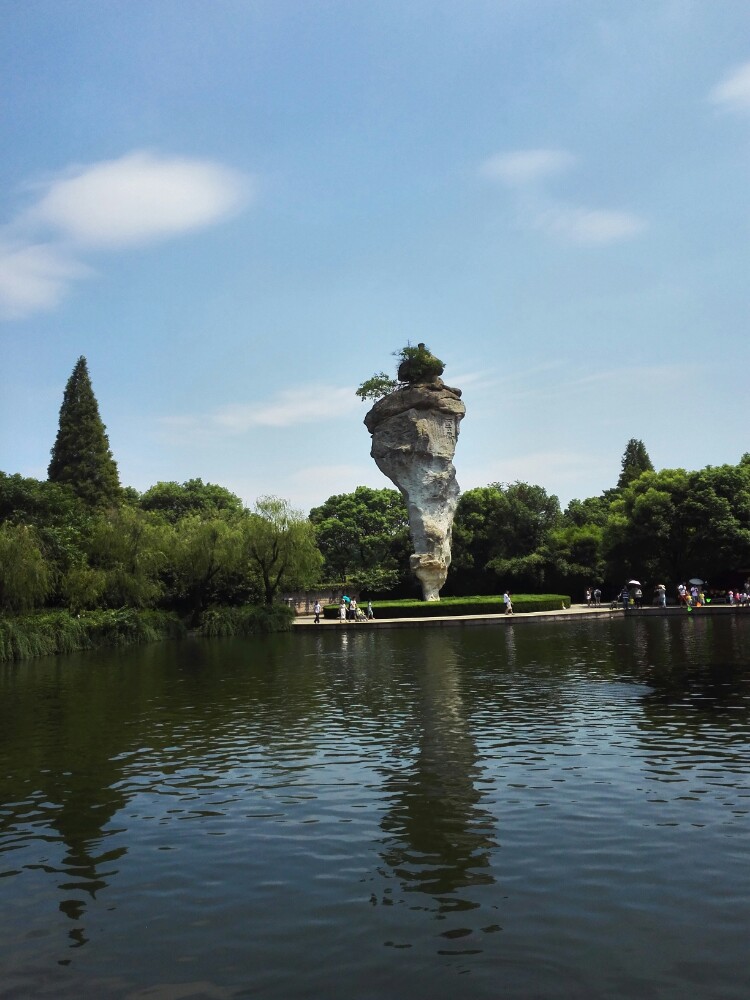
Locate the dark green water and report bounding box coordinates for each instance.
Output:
[1,616,749,999]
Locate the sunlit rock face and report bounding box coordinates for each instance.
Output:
[365,379,465,600]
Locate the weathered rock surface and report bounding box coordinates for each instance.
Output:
[365,378,465,600]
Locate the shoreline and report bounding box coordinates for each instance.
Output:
[293,603,748,630]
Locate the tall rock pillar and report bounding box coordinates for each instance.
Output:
[365,378,465,600]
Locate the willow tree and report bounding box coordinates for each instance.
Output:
[243,497,323,605]
[48,356,121,506]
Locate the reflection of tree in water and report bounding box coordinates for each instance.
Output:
[0,658,132,951]
[632,617,750,815]
[639,616,750,714]
[377,633,497,913]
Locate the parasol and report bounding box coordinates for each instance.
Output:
[627,579,641,586]
[688,578,704,586]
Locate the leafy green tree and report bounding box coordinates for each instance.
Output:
[561,495,611,529]
[539,523,606,593]
[168,513,245,624]
[355,373,398,403]
[616,438,654,490]
[48,356,121,506]
[243,497,322,605]
[0,472,92,602]
[309,486,409,590]
[451,482,562,592]
[0,523,53,611]
[679,464,750,580]
[140,478,243,522]
[602,468,691,584]
[75,506,171,609]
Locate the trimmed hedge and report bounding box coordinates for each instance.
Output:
[0,609,185,663]
[323,594,571,619]
[197,604,295,637]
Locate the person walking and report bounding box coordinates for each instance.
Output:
[503,590,514,615]
[313,600,321,625]
[367,601,374,620]
[585,587,592,608]
[339,601,347,623]
[593,587,601,607]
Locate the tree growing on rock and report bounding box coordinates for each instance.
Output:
[48,357,120,506]
[355,343,445,401]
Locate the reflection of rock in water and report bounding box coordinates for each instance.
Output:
[377,634,496,912]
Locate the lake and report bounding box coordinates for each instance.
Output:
[1,615,749,999]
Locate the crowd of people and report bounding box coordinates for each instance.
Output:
[583,579,750,611]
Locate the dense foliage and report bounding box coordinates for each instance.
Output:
[0,473,322,628]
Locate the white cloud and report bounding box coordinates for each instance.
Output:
[480,147,647,247]
[0,241,90,320]
[0,150,253,320]
[709,61,750,112]
[162,385,361,438]
[534,204,647,245]
[213,386,359,429]
[26,151,251,248]
[479,148,576,185]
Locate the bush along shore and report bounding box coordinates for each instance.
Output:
[0,604,295,663]
[323,594,571,619]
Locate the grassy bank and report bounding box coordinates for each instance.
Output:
[196,604,295,637]
[323,594,571,619]
[0,603,296,662]
[0,608,186,663]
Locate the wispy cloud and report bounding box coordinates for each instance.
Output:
[480,146,647,246]
[0,241,90,320]
[533,204,647,245]
[0,150,253,320]
[479,148,576,185]
[161,385,360,440]
[213,387,359,430]
[462,450,600,495]
[709,61,750,113]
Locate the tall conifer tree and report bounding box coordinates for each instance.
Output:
[48,356,121,506]
[617,438,654,489]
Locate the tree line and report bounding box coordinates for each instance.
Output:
[0,359,321,622]
[309,439,750,599]
[3,357,749,620]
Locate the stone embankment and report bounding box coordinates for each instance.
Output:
[294,604,745,631]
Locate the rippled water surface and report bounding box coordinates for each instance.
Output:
[2,615,750,999]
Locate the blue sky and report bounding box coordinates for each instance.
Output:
[1,1,748,513]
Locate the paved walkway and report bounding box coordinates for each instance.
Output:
[293,603,738,630]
